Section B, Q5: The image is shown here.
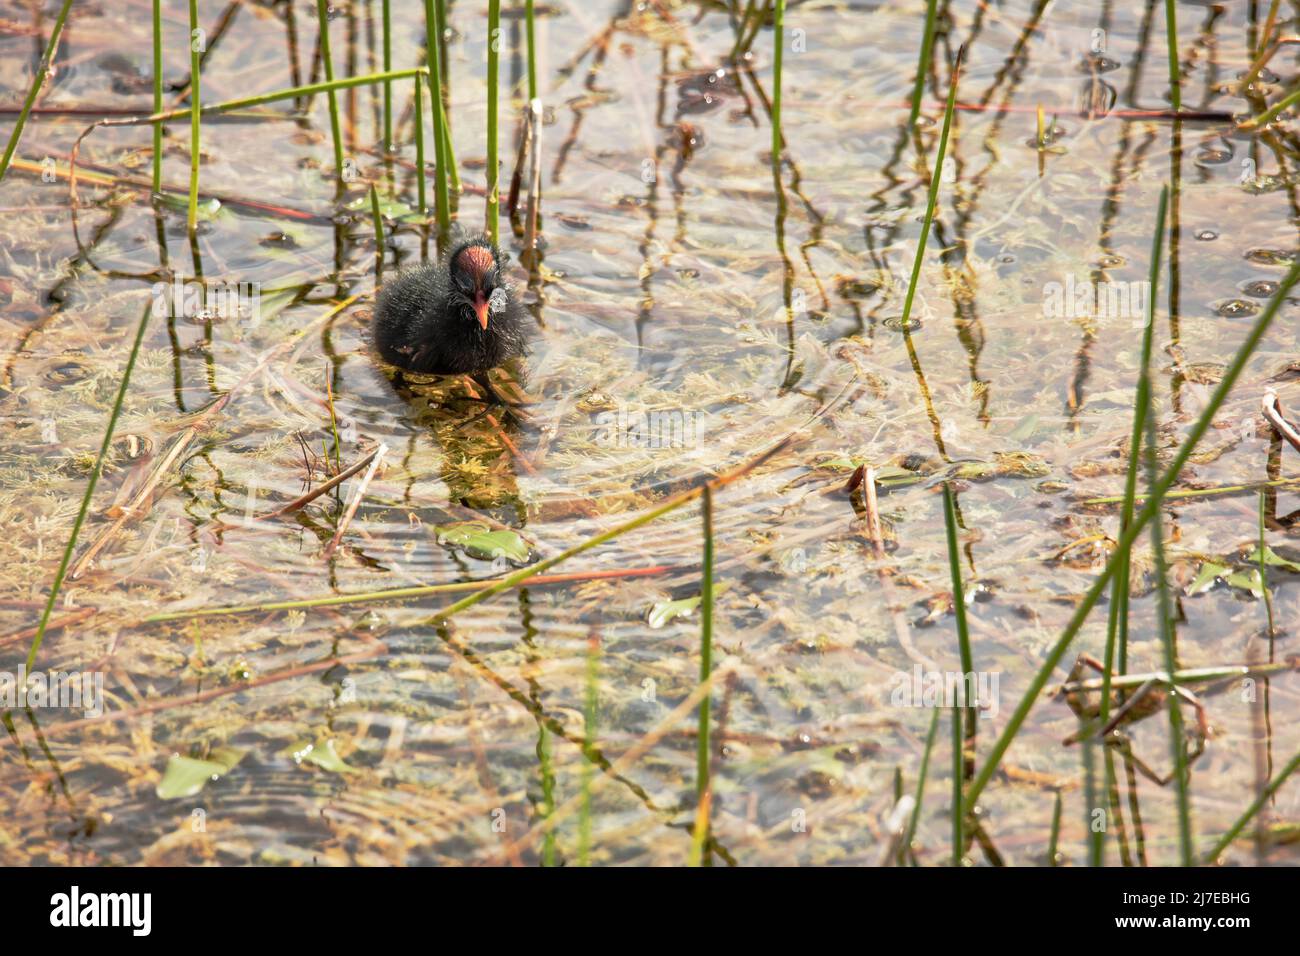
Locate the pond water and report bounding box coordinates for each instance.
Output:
[2,0,1300,865]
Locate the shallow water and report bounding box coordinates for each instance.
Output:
[2,0,1300,865]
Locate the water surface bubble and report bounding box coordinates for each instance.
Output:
[881,315,922,332]
[1246,248,1295,265]
[1215,298,1259,317]
[1243,279,1278,298]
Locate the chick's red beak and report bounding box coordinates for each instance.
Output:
[473,291,490,330]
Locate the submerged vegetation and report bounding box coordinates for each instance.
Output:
[1,0,1300,868]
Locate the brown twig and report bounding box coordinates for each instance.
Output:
[861,466,939,670]
[322,443,388,559]
[523,97,543,269]
[69,395,231,579]
[505,103,533,221]
[1240,36,1300,94]
[65,294,363,577]
[63,127,321,221]
[1263,390,1300,455]
[875,794,916,866]
[0,607,97,650]
[259,445,382,519]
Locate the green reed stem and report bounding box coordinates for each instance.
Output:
[941,483,974,680]
[538,722,556,866]
[369,183,386,280]
[152,0,163,193]
[941,482,971,865]
[1164,0,1181,113]
[411,448,777,629]
[908,0,940,127]
[1101,543,1132,711]
[771,0,785,160]
[742,0,772,58]
[1259,0,1283,58]
[525,0,538,101]
[151,441,782,630]
[729,0,759,60]
[1063,663,1294,696]
[1242,83,1300,129]
[381,0,393,151]
[186,0,202,231]
[439,102,459,195]
[688,794,710,867]
[0,0,74,184]
[1240,0,1285,94]
[487,0,501,244]
[1144,403,1194,865]
[421,503,684,621]
[692,485,716,863]
[1083,729,1102,866]
[434,0,459,195]
[899,45,963,331]
[369,182,385,252]
[324,371,341,474]
[146,571,670,621]
[1102,750,1121,864]
[1259,490,1276,637]
[950,704,963,866]
[315,0,346,184]
[1205,747,1300,861]
[1047,791,1062,865]
[413,76,427,218]
[1085,475,1300,506]
[26,301,153,670]
[577,634,599,866]
[903,707,940,865]
[127,70,426,125]
[963,256,1300,818]
[1102,185,1167,718]
[423,0,450,233]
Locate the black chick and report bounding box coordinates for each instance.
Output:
[372,235,527,375]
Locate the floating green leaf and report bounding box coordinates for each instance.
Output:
[1186,546,1298,597]
[155,191,224,221]
[1187,561,1262,597]
[819,457,860,470]
[875,466,921,486]
[156,746,245,799]
[1231,569,1265,598]
[434,522,530,563]
[1187,561,1230,595]
[814,460,916,486]
[1247,545,1300,574]
[648,595,701,629]
[288,738,357,774]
